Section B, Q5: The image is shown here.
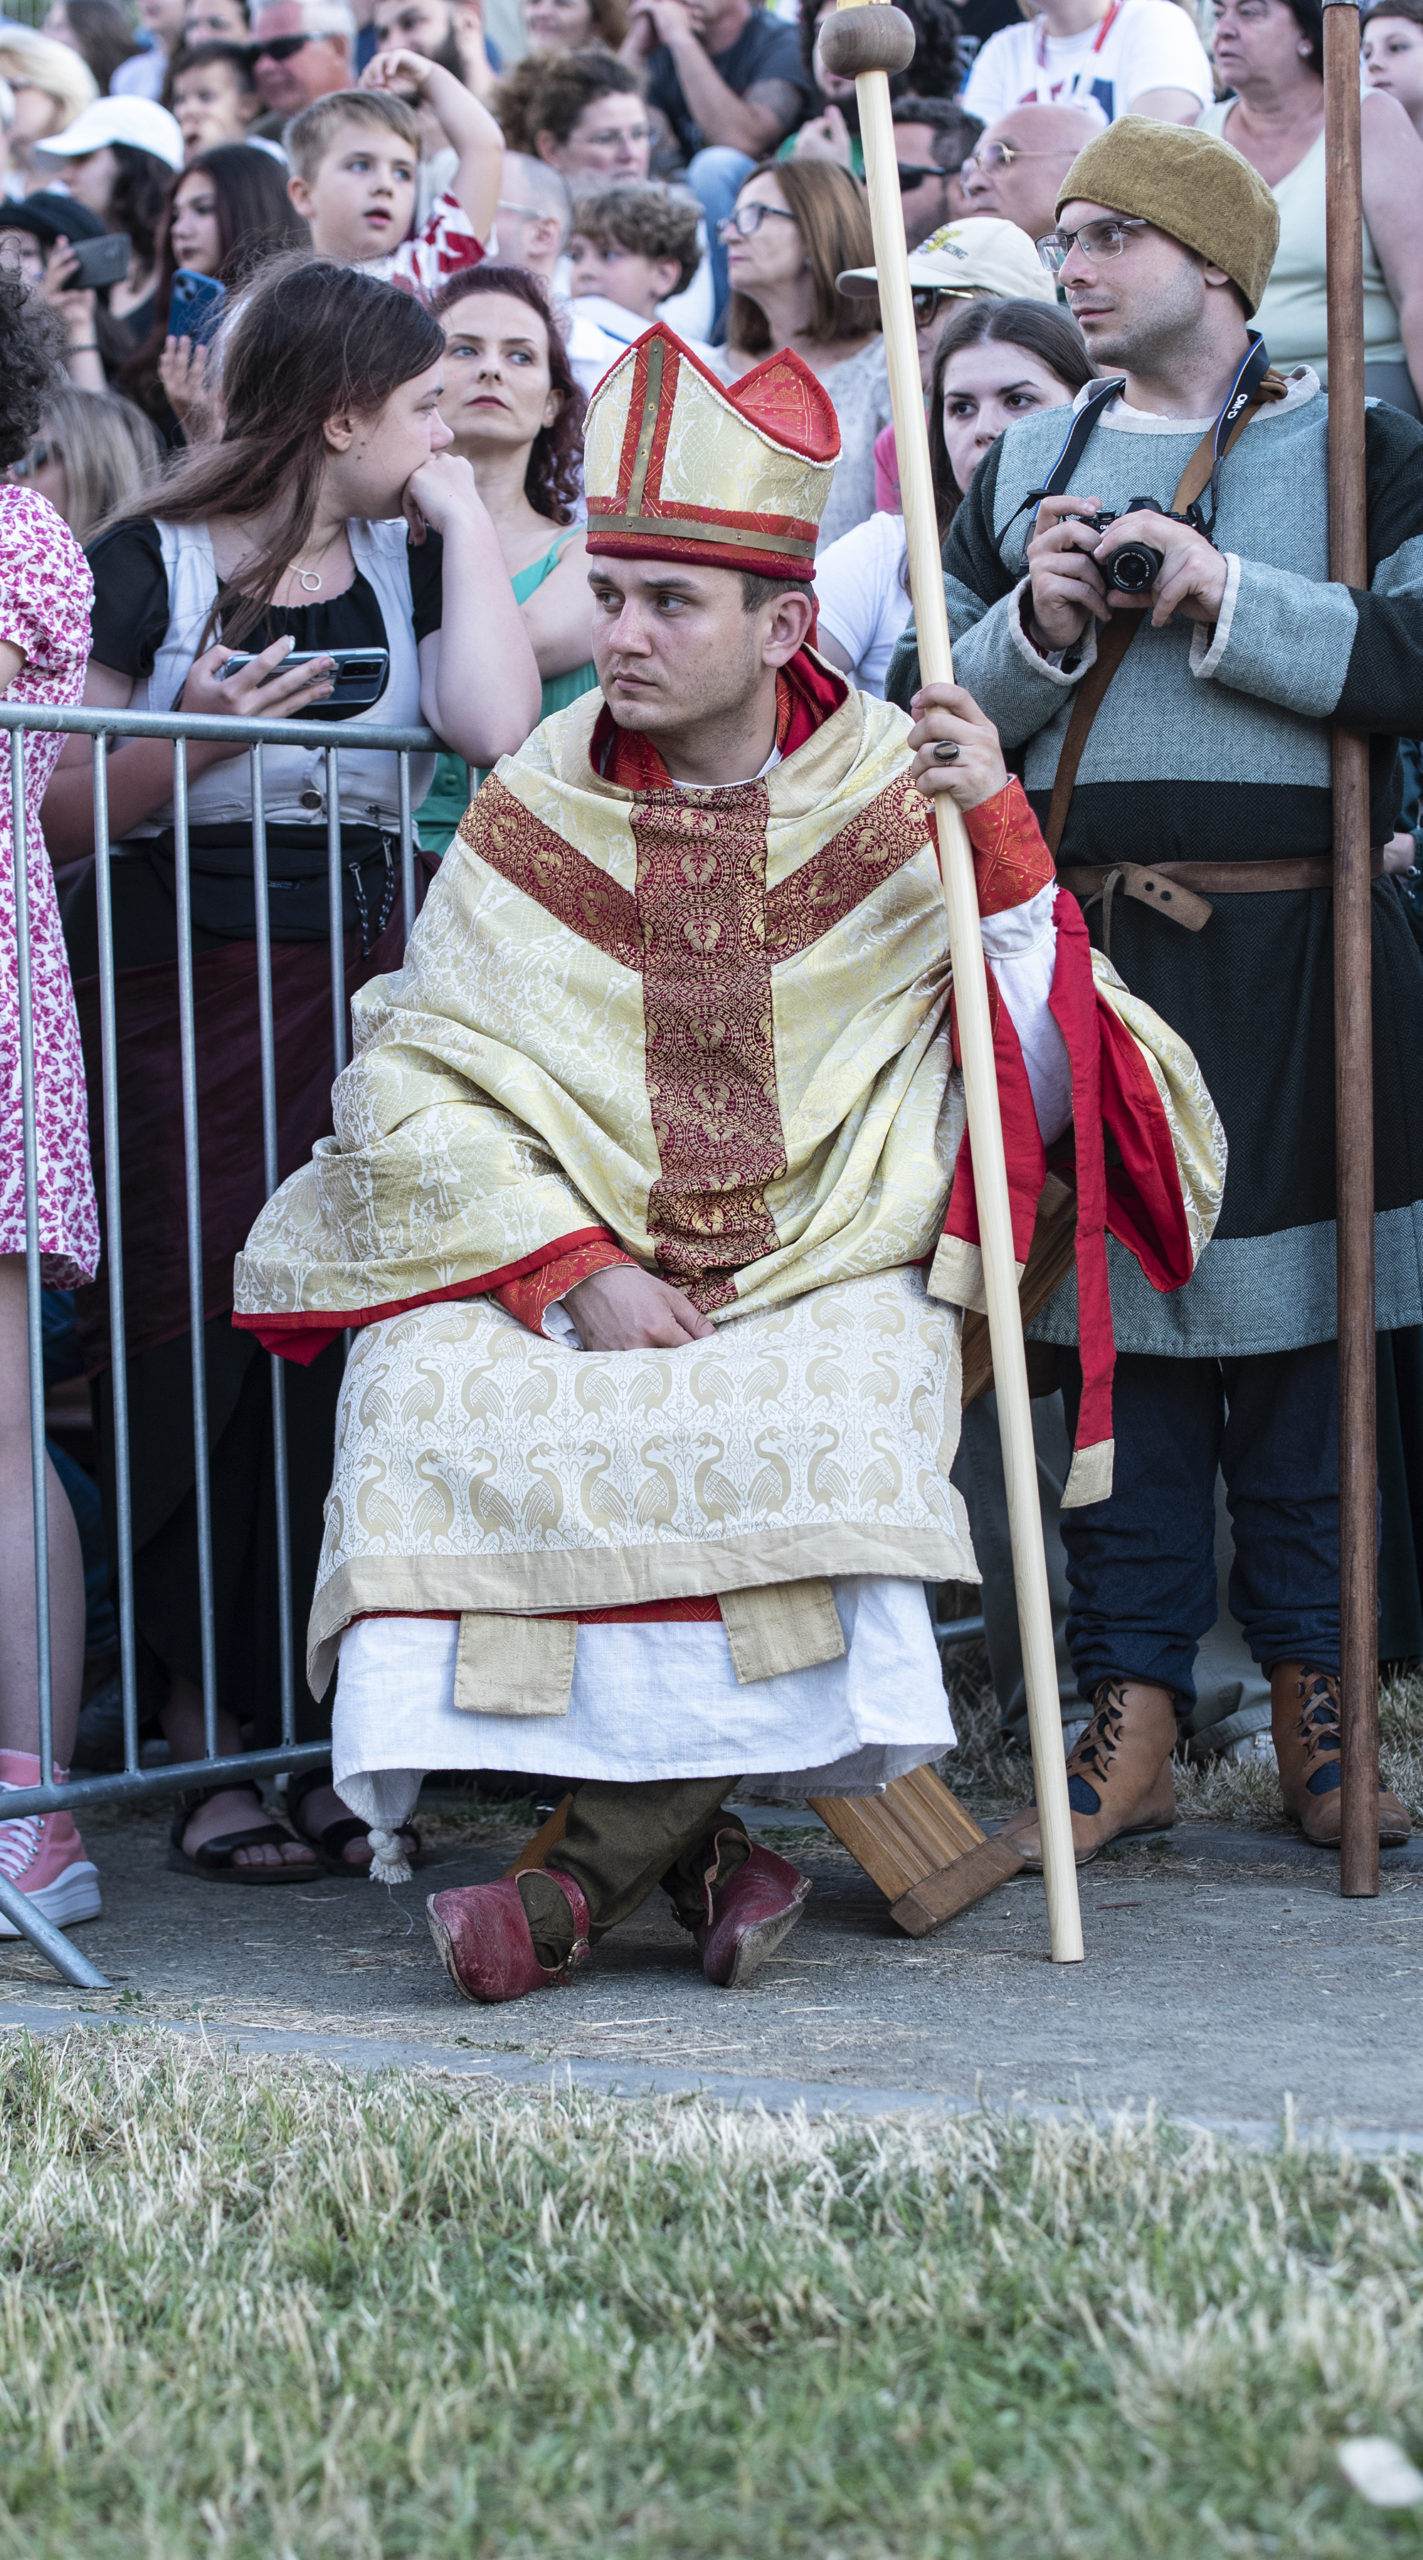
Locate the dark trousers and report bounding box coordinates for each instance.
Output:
[518,1777,750,1967]
[1056,1342,1340,1707]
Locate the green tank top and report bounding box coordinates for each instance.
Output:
[415,533,600,854]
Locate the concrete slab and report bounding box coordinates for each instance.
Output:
[1,1795,1419,2138]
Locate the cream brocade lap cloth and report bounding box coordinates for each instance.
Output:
[323,1264,973,1833]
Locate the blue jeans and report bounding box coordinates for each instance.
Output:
[1055,1343,1341,1708]
[683,144,756,338]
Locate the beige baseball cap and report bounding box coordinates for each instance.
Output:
[838,215,1057,305]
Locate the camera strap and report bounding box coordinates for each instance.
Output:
[1041,336,1287,855]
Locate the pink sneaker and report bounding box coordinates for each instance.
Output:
[0,1752,101,1937]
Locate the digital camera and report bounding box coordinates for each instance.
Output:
[1077,496,1168,595]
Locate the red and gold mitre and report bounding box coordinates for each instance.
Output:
[583,323,841,582]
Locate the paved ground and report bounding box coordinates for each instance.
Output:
[2,1792,1421,2141]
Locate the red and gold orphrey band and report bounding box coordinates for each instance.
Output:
[458,770,935,1308]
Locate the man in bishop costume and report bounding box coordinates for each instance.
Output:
[235,326,1225,2004]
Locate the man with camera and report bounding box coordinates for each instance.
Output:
[891,116,1423,1864]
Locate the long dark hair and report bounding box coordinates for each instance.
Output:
[430,262,585,527]
[107,142,174,279]
[110,258,444,644]
[929,297,1097,542]
[727,159,876,358]
[119,143,310,419]
[62,0,145,92]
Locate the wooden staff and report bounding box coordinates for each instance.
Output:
[819,0,1083,1964]
[1324,0,1380,1899]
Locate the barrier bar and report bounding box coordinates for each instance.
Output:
[169,738,219,1754]
[399,749,416,944]
[0,1871,109,1990]
[326,744,346,1078]
[9,728,54,1785]
[249,744,297,1745]
[90,732,140,1774]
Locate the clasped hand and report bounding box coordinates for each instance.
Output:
[1025,490,1228,649]
[562,1264,716,1350]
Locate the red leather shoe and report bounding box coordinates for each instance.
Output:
[425,1868,590,2004]
[696,1845,811,1988]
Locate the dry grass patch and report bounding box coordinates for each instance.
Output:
[1,2032,1422,2558]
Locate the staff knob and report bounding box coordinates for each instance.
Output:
[817,1,918,78]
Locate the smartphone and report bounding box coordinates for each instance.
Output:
[66,231,131,291]
[217,646,390,709]
[169,267,227,345]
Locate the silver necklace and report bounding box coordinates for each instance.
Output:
[292,531,342,593]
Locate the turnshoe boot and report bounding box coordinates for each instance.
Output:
[1006,1678,1178,1869]
[695,1837,811,1987]
[425,1868,591,2003]
[1270,1663,1412,1848]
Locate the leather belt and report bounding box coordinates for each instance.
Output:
[1058,854,1385,952]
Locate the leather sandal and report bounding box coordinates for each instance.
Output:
[287,1765,421,1879]
[1271,1663,1412,1848]
[166,1784,322,1884]
[1006,1677,1179,1869]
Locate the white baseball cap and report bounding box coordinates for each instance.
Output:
[37,95,186,175]
[838,215,1057,306]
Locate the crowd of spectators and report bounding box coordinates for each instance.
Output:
[2,0,1422,1919]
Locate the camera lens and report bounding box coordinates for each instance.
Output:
[1107,542,1163,594]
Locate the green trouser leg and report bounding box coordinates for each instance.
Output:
[517,1776,751,1967]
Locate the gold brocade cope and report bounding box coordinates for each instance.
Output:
[236,679,969,1328]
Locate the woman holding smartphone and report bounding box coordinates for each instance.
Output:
[121,142,308,442]
[44,257,540,1884]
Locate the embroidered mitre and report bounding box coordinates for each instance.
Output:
[583,323,841,582]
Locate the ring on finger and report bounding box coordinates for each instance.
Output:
[932,741,961,765]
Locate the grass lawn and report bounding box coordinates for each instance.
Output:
[1,2034,1421,2557]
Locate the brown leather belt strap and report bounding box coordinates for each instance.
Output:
[1040,379,1286,859]
[1061,852,1385,905]
[1058,852,1386,958]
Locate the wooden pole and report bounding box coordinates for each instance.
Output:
[823,0,1083,1963]
[1324,0,1380,1899]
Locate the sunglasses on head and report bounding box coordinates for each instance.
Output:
[248,32,313,60]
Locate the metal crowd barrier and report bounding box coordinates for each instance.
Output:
[2,700,448,1987]
[4,702,987,1994]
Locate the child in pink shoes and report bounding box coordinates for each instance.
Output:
[0,1750,101,1936]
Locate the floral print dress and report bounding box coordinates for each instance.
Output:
[0,484,99,1285]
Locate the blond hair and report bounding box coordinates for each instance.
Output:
[39,386,164,546]
[0,26,98,127]
[283,87,422,186]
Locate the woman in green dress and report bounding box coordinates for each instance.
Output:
[417,263,599,851]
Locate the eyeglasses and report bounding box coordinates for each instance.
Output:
[963,139,1068,176]
[911,286,966,325]
[248,32,313,62]
[497,198,553,220]
[717,201,799,241]
[13,439,58,476]
[1036,214,1150,273]
[895,162,943,188]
